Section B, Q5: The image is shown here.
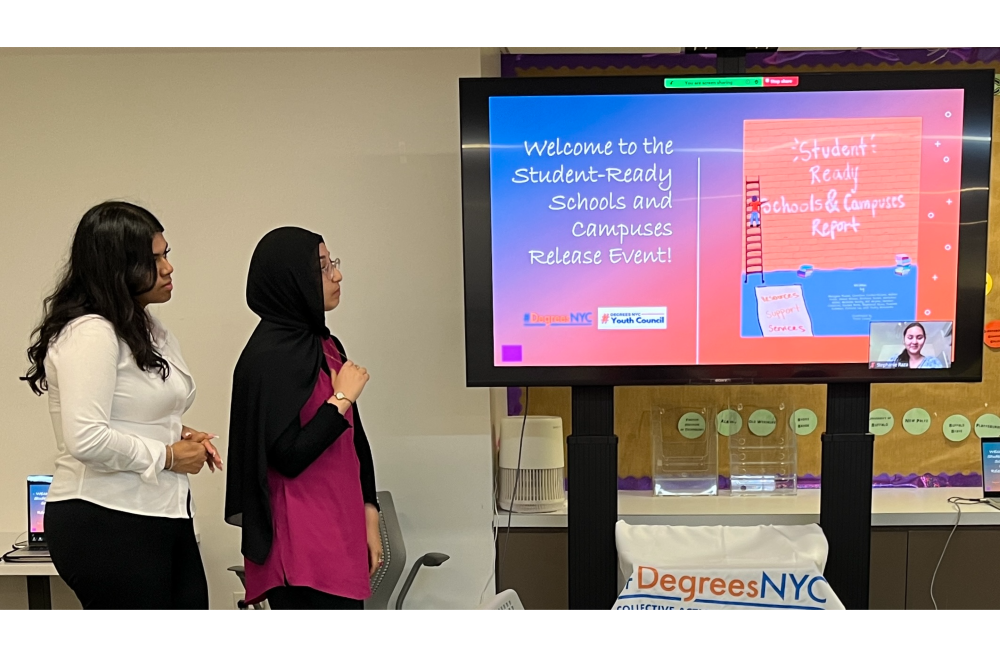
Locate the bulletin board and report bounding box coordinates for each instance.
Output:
[504,49,1000,485]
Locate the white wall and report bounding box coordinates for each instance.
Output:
[0,47,494,609]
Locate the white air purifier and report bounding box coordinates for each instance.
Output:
[498,415,565,513]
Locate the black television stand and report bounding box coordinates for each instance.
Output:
[566,385,619,609]
[565,381,875,610]
[820,381,875,609]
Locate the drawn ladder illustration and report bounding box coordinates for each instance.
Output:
[744,176,764,284]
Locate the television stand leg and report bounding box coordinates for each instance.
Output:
[567,385,618,609]
[820,382,874,609]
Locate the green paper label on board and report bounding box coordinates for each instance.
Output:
[716,409,743,437]
[869,409,894,436]
[677,412,707,439]
[975,413,1000,438]
[789,409,818,436]
[903,408,932,435]
[943,414,971,442]
[748,409,778,436]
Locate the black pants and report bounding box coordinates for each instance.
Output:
[45,499,209,610]
[267,585,363,610]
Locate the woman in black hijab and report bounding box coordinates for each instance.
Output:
[225,227,380,610]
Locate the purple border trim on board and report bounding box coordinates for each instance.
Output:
[871,472,984,488]
[501,48,1000,78]
[619,472,983,491]
[507,387,522,416]
[618,476,653,490]
[747,48,1000,69]
[501,52,716,77]
[797,475,820,490]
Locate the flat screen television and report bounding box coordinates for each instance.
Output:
[460,71,993,387]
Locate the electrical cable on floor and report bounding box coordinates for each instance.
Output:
[480,436,501,605]
[497,387,529,589]
[930,496,999,610]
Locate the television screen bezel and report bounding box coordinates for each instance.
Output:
[460,70,993,387]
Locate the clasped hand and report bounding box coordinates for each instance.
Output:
[167,426,224,474]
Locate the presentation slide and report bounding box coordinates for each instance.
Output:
[489,89,964,367]
[29,483,48,535]
[984,443,1000,494]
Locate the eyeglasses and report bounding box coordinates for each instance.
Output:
[320,257,340,280]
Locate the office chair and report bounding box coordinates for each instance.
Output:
[368,491,450,609]
[227,565,263,610]
[479,589,525,610]
[366,491,405,609]
[395,552,450,609]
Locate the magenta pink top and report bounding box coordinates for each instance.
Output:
[244,338,370,604]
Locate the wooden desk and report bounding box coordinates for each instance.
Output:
[0,533,57,609]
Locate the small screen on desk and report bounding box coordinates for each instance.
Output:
[27,475,51,539]
[983,441,1000,495]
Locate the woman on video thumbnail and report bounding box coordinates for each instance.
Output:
[895,322,944,368]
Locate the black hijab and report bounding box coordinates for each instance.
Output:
[225,227,333,564]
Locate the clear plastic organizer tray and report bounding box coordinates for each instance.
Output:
[651,405,719,496]
[727,404,797,496]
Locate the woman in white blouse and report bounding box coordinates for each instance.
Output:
[23,201,222,609]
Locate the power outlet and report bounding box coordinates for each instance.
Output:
[233,591,246,609]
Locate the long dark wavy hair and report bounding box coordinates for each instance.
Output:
[24,201,170,394]
[895,321,926,366]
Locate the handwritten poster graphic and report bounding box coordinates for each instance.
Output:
[488,88,964,367]
[740,118,929,338]
[755,285,813,337]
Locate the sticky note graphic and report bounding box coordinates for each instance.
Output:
[755,285,813,337]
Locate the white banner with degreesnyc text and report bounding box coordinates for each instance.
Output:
[614,565,844,610]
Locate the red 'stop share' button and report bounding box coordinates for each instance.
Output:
[763,76,800,87]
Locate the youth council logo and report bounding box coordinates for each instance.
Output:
[523,312,593,327]
[598,307,667,330]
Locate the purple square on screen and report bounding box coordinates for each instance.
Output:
[501,345,523,362]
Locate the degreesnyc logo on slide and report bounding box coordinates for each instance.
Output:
[523,312,593,327]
